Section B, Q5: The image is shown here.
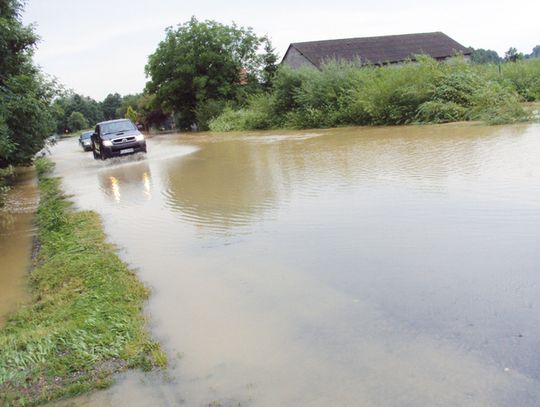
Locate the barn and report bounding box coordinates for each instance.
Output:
[281,32,471,69]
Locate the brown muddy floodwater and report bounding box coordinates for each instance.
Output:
[0,168,37,326]
[50,123,540,406]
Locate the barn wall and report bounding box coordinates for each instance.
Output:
[282,47,317,69]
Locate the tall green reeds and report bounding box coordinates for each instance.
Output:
[209,56,538,131]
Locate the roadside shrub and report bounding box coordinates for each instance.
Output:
[416,101,468,123]
[500,59,540,101]
[34,156,55,176]
[468,81,529,123]
[209,55,535,131]
[242,94,276,129]
[284,108,340,129]
[208,108,247,132]
[194,99,228,131]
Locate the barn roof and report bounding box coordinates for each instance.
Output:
[283,32,471,67]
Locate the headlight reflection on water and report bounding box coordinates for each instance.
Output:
[143,172,152,199]
[109,176,121,203]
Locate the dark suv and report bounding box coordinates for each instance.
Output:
[91,119,147,160]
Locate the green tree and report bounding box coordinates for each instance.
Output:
[67,111,88,132]
[137,94,170,130]
[145,17,275,129]
[525,45,540,59]
[101,93,122,120]
[504,47,523,62]
[261,37,278,89]
[125,105,138,123]
[117,94,142,118]
[470,48,501,64]
[0,0,57,167]
[52,92,103,133]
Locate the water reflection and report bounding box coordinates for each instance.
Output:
[162,124,530,234]
[98,162,153,204]
[162,140,285,233]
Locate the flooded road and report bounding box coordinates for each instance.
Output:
[0,168,37,326]
[50,124,540,406]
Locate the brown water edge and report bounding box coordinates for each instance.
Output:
[0,167,38,326]
[48,123,540,406]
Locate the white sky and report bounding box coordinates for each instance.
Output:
[23,0,540,101]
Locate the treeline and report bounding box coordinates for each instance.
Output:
[52,92,170,134]
[208,56,540,131]
[471,45,540,64]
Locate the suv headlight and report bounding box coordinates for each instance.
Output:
[135,134,145,142]
[103,140,112,147]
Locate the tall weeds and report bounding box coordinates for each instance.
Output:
[209,56,538,131]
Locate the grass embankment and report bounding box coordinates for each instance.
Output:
[209,56,540,131]
[0,158,166,406]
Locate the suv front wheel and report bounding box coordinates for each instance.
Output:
[92,142,100,160]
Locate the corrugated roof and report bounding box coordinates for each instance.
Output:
[284,32,471,67]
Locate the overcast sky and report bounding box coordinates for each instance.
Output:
[23,0,539,101]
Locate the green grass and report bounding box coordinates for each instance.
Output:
[0,158,166,406]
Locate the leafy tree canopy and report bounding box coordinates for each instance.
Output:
[125,105,138,123]
[52,92,103,133]
[0,0,57,167]
[67,111,88,132]
[525,45,540,59]
[101,93,122,120]
[145,16,277,129]
[504,47,524,62]
[470,48,501,64]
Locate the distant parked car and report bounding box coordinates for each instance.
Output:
[91,119,147,160]
[79,131,93,151]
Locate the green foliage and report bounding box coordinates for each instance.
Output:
[504,47,524,63]
[525,45,540,59]
[261,37,278,90]
[52,92,103,134]
[208,94,275,131]
[207,107,246,132]
[67,111,89,132]
[0,162,166,406]
[416,101,468,123]
[101,93,122,121]
[194,99,228,130]
[470,48,501,64]
[145,16,278,129]
[125,105,138,123]
[34,156,55,176]
[0,0,58,167]
[210,55,534,131]
[499,58,540,101]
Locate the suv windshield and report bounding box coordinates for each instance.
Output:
[101,120,136,135]
[81,132,92,139]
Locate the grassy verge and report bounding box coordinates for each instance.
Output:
[0,158,166,406]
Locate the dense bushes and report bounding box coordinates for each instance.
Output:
[209,56,539,131]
